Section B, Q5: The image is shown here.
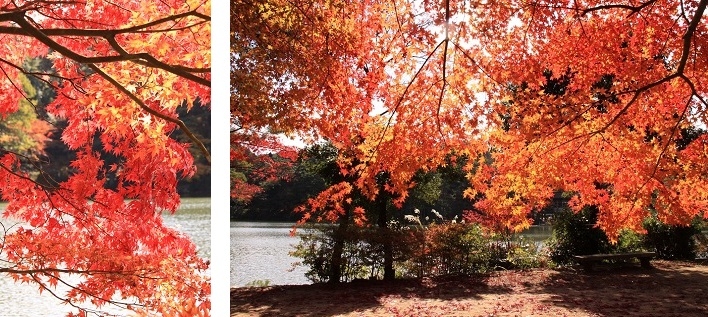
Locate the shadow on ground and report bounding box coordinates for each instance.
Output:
[534,261,708,316]
[231,260,708,317]
[231,275,513,317]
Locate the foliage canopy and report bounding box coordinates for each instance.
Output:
[233,0,708,241]
[0,0,210,315]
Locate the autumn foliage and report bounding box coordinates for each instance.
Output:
[0,0,210,316]
[233,0,708,242]
[230,129,298,203]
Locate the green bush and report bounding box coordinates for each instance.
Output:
[418,223,493,276]
[290,224,412,283]
[506,236,545,269]
[643,216,700,260]
[547,206,612,265]
[545,204,707,266]
[289,225,337,283]
[615,229,645,253]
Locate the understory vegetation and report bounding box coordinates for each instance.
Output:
[291,207,708,283]
[290,221,544,283]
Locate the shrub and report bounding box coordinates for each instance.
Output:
[419,223,492,275]
[695,228,708,259]
[547,206,612,265]
[505,236,545,269]
[290,224,412,283]
[615,229,645,253]
[643,216,700,260]
[292,211,549,283]
[289,225,338,283]
[546,204,706,265]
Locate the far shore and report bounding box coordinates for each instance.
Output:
[232,260,708,316]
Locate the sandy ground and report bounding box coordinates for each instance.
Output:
[231,260,708,316]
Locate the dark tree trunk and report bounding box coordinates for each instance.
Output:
[329,211,349,283]
[377,194,395,281]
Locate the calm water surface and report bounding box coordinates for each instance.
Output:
[231,222,310,287]
[0,197,210,317]
[231,222,553,287]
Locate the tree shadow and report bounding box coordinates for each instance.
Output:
[532,261,708,316]
[231,261,708,316]
[230,275,514,317]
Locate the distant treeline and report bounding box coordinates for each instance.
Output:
[231,143,474,222]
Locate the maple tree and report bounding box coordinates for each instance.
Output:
[234,0,708,246]
[0,0,210,316]
[230,128,297,203]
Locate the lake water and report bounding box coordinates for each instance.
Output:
[231,222,553,287]
[0,197,210,317]
[231,222,310,287]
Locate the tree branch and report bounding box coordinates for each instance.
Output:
[436,0,451,141]
[87,64,211,163]
[582,0,659,16]
[7,11,210,86]
[677,0,708,74]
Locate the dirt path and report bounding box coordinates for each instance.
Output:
[232,260,708,316]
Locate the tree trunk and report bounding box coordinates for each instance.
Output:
[377,195,395,281]
[329,212,349,283]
